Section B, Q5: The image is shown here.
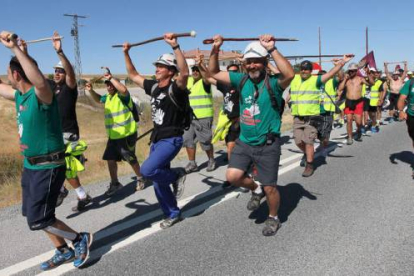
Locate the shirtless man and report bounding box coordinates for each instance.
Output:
[384,61,407,122]
[338,63,374,145]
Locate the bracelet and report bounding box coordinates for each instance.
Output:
[267,47,277,54]
[172,44,180,50]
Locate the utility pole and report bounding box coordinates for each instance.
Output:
[318,27,322,67]
[64,13,87,94]
[365,26,369,55]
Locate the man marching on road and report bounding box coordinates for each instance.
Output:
[397,77,414,178]
[0,31,91,270]
[367,68,383,133]
[123,33,188,228]
[338,63,374,145]
[290,57,352,177]
[384,61,407,122]
[209,34,294,236]
[184,56,216,173]
[85,69,145,195]
[46,32,92,211]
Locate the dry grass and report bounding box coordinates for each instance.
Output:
[0,95,293,208]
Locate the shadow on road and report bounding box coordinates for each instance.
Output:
[390,151,414,171]
[248,183,317,224]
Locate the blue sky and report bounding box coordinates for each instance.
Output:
[1,0,414,75]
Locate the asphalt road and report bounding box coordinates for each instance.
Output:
[1,118,414,276]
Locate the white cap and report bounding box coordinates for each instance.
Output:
[381,73,386,78]
[53,61,64,69]
[369,67,377,72]
[153,53,178,69]
[408,71,413,75]
[243,41,268,60]
[347,63,358,71]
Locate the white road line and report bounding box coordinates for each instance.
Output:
[1,137,347,276]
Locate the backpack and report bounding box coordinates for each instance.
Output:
[151,83,196,131]
[125,95,140,123]
[238,73,285,117]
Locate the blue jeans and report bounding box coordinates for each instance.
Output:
[141,136,183,219]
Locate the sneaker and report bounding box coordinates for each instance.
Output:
[105,181,123,196]
[40,248,75,271]
[73,232,93,268]
[300,154,307,167]
[346,137,353,145]
[247,191,265,211]
[371,126,378,133]
[355,132,363,142]
[72,194,93,212]
[321,148,328,158]
[135,177,145,191]
[302,163,314,177]
[222,181,232,189]
[160,216,181,229]
[172,169,186,199]
[206,159,216,172]
[185,162,198,174]
[262,217,281,236]
[361,127,366,135]
[56,187,69,207]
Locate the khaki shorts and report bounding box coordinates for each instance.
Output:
[293,117,318,145]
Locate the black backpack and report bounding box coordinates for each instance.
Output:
[238,73,285,117]
[124,95,140,123]
[151,83,196,130]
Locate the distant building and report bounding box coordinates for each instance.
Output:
[183,49,241,72]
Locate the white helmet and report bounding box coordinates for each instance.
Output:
[53,61,64,69]
[153,53,178,69]
[243,41,268,60]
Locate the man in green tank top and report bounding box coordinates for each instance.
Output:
[0,31,91,270]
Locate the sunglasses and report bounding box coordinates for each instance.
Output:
[348,70,357,73]
[55,68,65,74]
[300,68,312,71]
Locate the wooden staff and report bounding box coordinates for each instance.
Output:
[112,31,197,48]
[26,36,64,44]
[203,37,298,44]
[385,61,406,65]
[285,54,352,59]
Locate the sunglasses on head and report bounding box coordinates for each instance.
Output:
[55,68,65,74]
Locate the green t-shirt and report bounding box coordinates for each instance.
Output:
[15,87,64,169]
[399,80,414,116]
[100,92,131,105]
[230,72,283,146]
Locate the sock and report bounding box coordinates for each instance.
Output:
[72,234,82,244]
[209,158,214,162]
[189,160,196,166]
[269,215,279,221]
[57,244,69,252]
[60,185,66,193]
[253,184,262,194]
[75,187,87,200]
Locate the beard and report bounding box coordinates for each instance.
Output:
[248,70,261,79]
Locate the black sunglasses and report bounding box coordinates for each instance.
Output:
[55,68,65,74]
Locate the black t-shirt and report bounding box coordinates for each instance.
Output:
[216,81,239,119]
[143,79,188,142]
[48,80,79,135]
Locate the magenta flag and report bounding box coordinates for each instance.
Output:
[357,51,377,77]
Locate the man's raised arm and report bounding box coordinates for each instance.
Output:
[52,31,76,89]
[164,33,189,90]
[208,35,231,85]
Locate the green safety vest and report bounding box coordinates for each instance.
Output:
[370,79,382,106]
[323,79,337,112]
[290,74,321,116]
[187,77,214,119]
[104,93,137,139]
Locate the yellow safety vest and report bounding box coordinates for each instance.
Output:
[65,140,87,179]
[370,80,382,106]
[104,93,137,139]
[187,77,214,119]
[290,74,321,116]
[323,79,337,112]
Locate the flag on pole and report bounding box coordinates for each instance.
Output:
[357,51,377,77]
[312,62,322,75]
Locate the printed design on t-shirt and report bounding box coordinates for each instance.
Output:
[223,92,234,113]
[241,98,261,126]
[17,110,28,152]
[151,93,166,125]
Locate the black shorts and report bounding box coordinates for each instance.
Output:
[368,105,378,112]
[22,166,66,230]
[229,138,281,186]
[318,113,333,140]
[363,98,370,111]
[225,120,240,143]
[406,115,414,141]
[389,93,399,110]
[103,132,138,164]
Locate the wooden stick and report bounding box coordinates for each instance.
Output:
[285,54,350,59]
[26,36,64,44]
[112,31,197,48]
[202,37,298,44]
[385,61,405,65]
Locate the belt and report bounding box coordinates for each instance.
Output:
[27,151,66,166]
